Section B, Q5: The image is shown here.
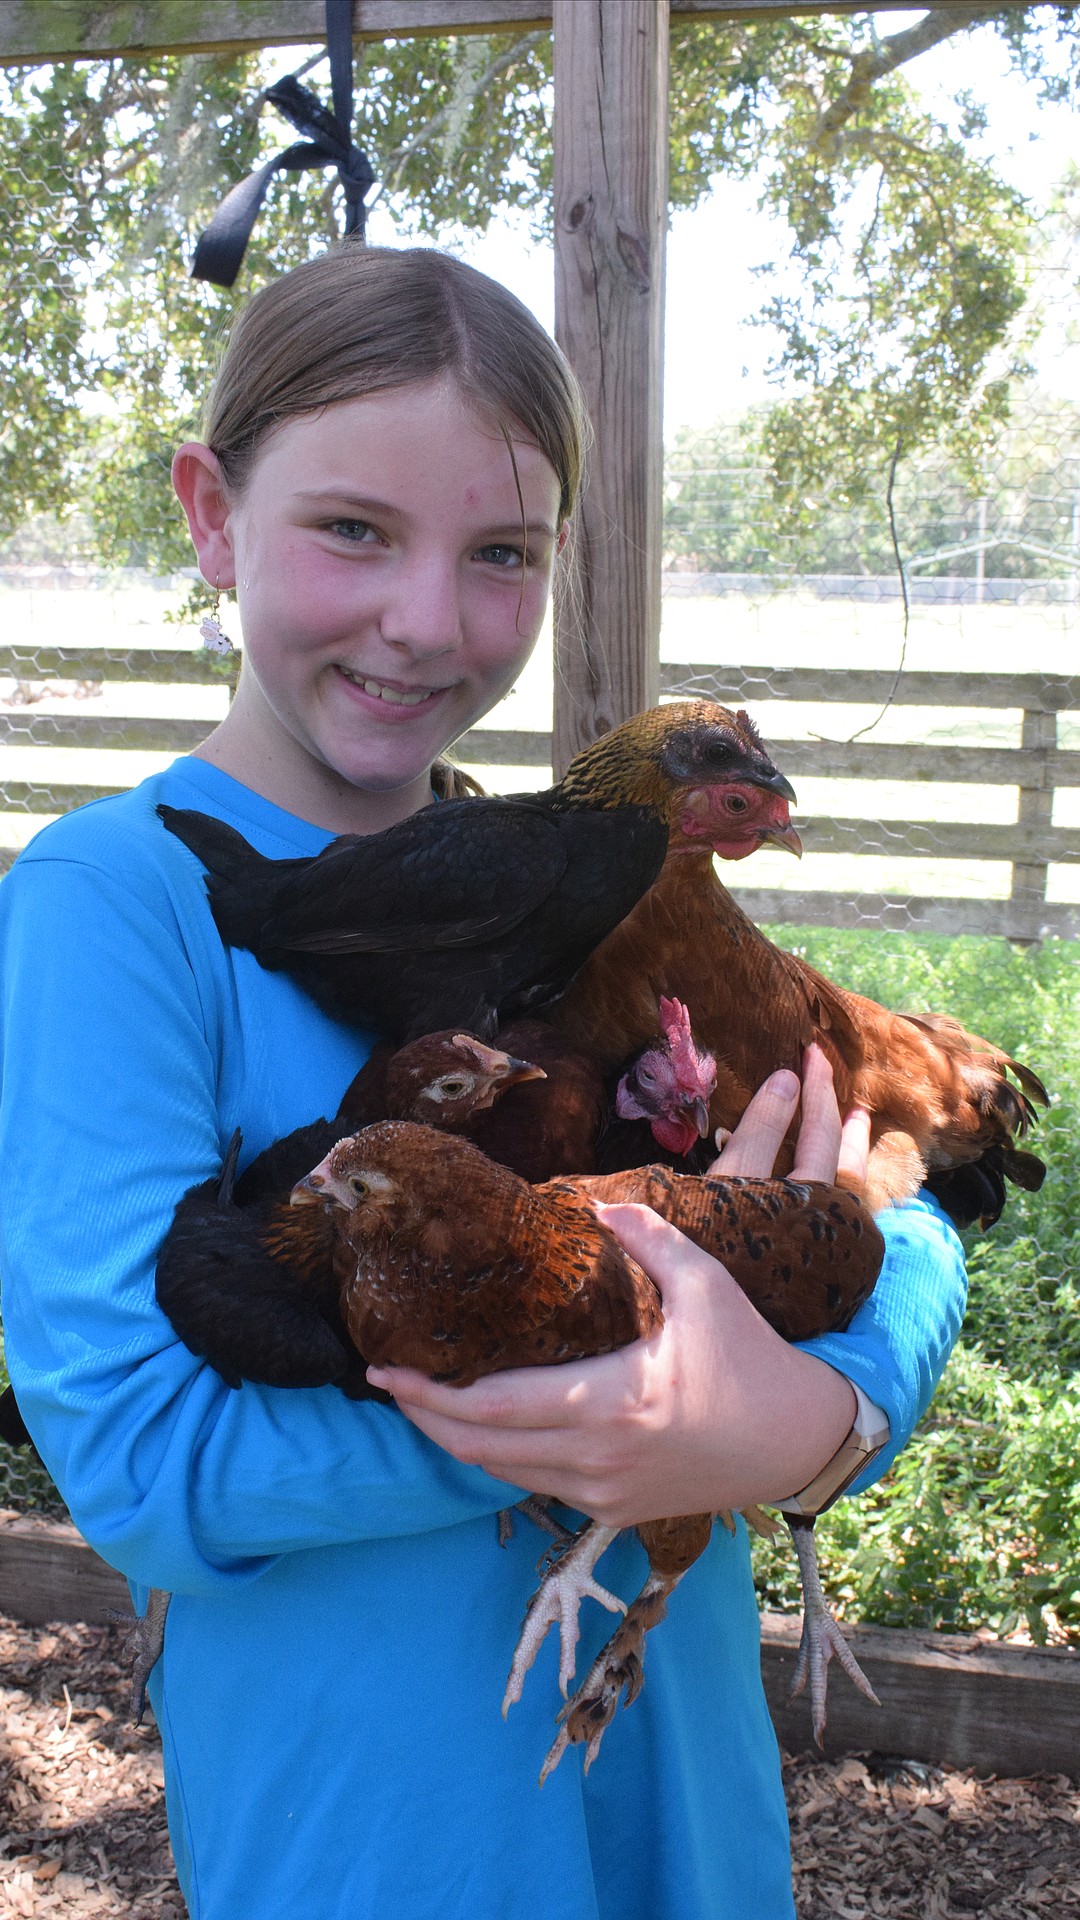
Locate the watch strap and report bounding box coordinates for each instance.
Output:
[773,1384,890,1518]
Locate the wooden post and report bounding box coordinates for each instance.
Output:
[551,0,670,775]
[1010,705,1056,943]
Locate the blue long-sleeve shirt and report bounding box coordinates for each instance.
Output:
[0,757,967,1919]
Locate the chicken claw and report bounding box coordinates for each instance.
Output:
[122,1587,172,1723]
[497,1494,578,1550]
[785,1514,880,1744]
[539,1569,680,1785]
[503,1521,624,1715]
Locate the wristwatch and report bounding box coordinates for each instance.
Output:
[773,1383,890,1518]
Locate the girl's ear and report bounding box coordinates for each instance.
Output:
[556,522,570,553]
[172,443,237,590]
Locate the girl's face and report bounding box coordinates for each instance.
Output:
[187,378,563,831]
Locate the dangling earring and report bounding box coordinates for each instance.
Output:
[199,584,234,657]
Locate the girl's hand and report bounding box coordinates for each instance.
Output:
[366,1045,871,1524]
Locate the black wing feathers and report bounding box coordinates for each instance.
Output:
[159,800,667,1042]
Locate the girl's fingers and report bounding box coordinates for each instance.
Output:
[788,1044,843,1182]
[836,1103,872,1192]
[708,1068,800,1177]
[708,1045,861,1187]
[367,1351,617,1431]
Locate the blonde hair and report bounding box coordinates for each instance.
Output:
[206,242,586,526]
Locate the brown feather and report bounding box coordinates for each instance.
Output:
[551,844,1049,1212]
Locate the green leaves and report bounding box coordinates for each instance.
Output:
[751,925,1080,1647]
[0,14,1076,576]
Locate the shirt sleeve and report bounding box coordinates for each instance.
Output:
[795,1191,968,1493]
[0,850,524,1599]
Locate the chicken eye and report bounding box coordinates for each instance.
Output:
[724,793,749,815]
[348,1174,370,1198]
[637,1067,656,1087]
[430,1074,473,1100]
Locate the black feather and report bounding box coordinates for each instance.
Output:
[159,799,668,1042]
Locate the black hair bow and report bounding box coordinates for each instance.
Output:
[192,0,375,289]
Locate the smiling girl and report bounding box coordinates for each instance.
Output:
[0,244,966,1919]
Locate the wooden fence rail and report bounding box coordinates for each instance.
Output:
[1,640,1078,940]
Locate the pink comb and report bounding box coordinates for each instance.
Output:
[658,997,717,1098]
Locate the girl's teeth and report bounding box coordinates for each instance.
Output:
[341,669,431,707]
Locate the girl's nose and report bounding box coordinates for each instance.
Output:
[379,553,464,659]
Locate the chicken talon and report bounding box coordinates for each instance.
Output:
[123,1587,172,1723]
[785,1514,880,1745]
[503,1521,624,1716]
[518,1494,578,1549]
[537,1569,678,1784]
[498,1495,577,1551]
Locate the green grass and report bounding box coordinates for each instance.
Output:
[751,926,1080,1644]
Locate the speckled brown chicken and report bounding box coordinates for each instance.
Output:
[156,1031,547,1394]
[293,1123,885,1778]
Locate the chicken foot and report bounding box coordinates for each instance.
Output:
[503,1520,625,1716]
[538,1567,682,1785]
[497,1494,579,1550]
[785,1513,880,1744]
[122,1587,172,1723]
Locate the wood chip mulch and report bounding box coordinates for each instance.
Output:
[1,1613,1078,1917]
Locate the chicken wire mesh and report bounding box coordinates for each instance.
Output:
[0,26,1077,1647]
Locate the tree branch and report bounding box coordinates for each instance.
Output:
[367,31,546,211]
[813,7,995,155]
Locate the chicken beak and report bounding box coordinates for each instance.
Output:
[449,1034,547,1107]
[751,768,798,806]
[498,1053,548,1090]
[471,1055,548,1112]
[289,1172,326,1207]
[290,1152,352,1209]
[760,821,804,859]
[688,1096,712,1138]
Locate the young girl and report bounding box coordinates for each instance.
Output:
[0,244,966,1919]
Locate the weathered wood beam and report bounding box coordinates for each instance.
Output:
[761,1610,1080,1779]
[0,1513,129,1627]
[0,1,1009,68]
[550,0,668,772]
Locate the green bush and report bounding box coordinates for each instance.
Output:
[752,926,1080,1645]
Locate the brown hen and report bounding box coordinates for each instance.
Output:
[293,1123,885,1778]
[550,775,1048,1217]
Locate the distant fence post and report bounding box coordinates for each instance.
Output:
[1011,705,1056,943]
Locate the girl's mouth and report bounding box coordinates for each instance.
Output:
[336,667,442,708]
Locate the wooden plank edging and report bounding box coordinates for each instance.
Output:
[0,1518,1075,1779]
[0,1513,129,1627]
[760,1611,1080,1780]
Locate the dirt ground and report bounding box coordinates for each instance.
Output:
[0,1614,1077,1918]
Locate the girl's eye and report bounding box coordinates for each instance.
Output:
[475,542,525,570]
[327,519,383,545]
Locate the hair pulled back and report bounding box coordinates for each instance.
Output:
[206,242,586,527]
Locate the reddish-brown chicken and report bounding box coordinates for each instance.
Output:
[292,1123,885,1779]
[550,775,1047,1217]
